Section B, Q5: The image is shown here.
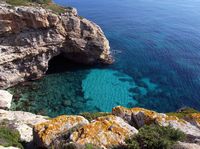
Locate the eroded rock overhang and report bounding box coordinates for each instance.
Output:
[0,4,113,89]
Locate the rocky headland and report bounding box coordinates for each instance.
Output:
[0,2,112,89]
[0,1,200,149]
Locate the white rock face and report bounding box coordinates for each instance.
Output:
[0,109,47,142]
[0,146,20,149]
[173,142,200,149]
[162,118,200,138]
[0,90,12,109]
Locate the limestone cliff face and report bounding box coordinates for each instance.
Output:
[0,4,112,89]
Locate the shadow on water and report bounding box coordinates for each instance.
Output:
[8,54,103,117]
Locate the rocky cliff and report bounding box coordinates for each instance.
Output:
[0,3,112,89]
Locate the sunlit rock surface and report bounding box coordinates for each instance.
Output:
[0,90,12,109]
[0,146,20,149]
[173,141,200,149]
[70,115,138,148]
[33,115,89,148]
[184,113,200,129]
[112,106,200,137]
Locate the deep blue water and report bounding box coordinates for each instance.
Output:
[9,0,200,117]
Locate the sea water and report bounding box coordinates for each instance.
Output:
[9,0,200,117]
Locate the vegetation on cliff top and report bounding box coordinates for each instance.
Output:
[5,0,67,14]
[0,120,23,148]
[80,112,111,121]
[6,0,51,5]
[0,127,23,148]
[125,125,186,149]
[167,107,199,119]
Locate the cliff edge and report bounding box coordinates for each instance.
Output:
[0,105,199,149]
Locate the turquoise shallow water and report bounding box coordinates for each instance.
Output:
[9,0,200,116]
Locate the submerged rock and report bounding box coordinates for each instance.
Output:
[33,115,89,148]
[0,4,112,89]
[0,90,12,109]
[70,115,138,148]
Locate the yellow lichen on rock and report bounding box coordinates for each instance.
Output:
[187,113,200,128]
[112,106,186,126]
[33,115,89,147]
[70,115,138,148]
[190,113,200,123]
[112,106,200,137]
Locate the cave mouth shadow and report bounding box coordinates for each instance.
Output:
[46,53,98,74]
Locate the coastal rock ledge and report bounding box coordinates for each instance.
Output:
[0,3,112,89]
[0,106,200,148]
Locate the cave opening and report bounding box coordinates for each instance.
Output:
[46,53,91,74]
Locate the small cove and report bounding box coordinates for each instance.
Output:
[9,0,200,117]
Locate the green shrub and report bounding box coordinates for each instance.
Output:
[167,107,199,119]
[5,0,52,5]
[125,140,139,149]
[0,126,23,149]
[32,0,52,4]
[80,112,111,121]
[5,0,66,14]
[85,143,98,149]
[5,0,30,6]
[45,3,66,14]
[125,125,186,149]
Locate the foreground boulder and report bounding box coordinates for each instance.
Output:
[0,109,47,142]
[33,115,89,148]
[33,115,137,148]
[70,115,138,148]
[0,90,12,109]
[112,106,200,138]
[0,3,112,89]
